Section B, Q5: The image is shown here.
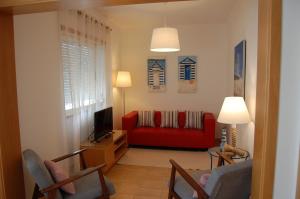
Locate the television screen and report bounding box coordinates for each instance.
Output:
[94,107,113,141]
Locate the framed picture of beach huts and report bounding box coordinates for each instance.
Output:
[234,40,246,98]
[178,56,197,93]
[147,58,166,92]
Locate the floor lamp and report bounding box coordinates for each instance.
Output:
[217,97,250,147]
[116,71,132,116]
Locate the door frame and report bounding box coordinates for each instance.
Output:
[0,0,282,198]
[252,0,281,198]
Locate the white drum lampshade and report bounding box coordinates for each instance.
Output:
[150,27,180,52]
[116,71,132,88]
[116,71,132,116]
[217,97,250,147]
[217,97,250,124]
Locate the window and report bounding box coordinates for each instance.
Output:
[61,40,106,113]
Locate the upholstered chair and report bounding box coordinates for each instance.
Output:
[168,152,252,199]
[23,149,115,199]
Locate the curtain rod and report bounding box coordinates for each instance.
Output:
[77,10,112,31]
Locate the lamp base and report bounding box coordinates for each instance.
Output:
[230,126,237,147]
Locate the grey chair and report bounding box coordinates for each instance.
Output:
[23,149,115,199]
[168,152,252,199]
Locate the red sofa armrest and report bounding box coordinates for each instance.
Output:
[122,111,138,131]
[203,112,216,147]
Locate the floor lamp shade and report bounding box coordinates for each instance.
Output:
[116,71,132,88]
[150,27,180,52]
[217,97,250,124]
[116,71,132,116]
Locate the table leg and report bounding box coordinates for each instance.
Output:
[210,155,213,170]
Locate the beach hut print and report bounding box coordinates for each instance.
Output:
[147,59,166,92]
[178,56,197,93]
[179,57,196,81]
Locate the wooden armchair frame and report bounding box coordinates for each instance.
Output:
[168,152,235,199]
[32,148,110,199]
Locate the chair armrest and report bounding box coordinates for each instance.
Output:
[169,159,209,199]
[40,164,107,197]
[52,148,87,162]
[52,148,88,170]
[122,111,138,131]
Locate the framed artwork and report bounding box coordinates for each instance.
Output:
[178,56,197,93]
[147,58,166,92]
[234,40,246,98]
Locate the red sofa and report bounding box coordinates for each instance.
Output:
[122,111,216,149]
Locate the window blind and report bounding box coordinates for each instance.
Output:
[61,40,105,112]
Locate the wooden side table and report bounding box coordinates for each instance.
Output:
[80,130,128,173]
[208,146,249,170]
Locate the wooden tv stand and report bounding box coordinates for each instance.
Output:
[80,130,128,173]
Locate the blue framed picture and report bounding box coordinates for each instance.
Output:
[234,40,246,98]
[178,56,197,93]
[147,58,166,92]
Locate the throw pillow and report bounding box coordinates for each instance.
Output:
[185,111,203,129]
[172,110,178,128]
[138,111,154,127]
[44,160,76,194]
[161,111,178,128]
[192,173,211,198]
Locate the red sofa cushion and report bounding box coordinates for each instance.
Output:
[128,127,208,149]
[178,111,186,128]
[154,111,161,127]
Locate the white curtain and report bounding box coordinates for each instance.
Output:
[59,10,111,166]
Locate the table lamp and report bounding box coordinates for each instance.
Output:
[116,71,132,115]
[217,97,250,147]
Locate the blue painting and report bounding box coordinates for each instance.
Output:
[147,58,166,92]
[178,56,197,93]
[234,40,246,98]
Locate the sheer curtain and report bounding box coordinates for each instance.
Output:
[59,10,111,167]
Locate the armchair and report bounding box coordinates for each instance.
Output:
[23,149,115,199]
[168,152,252,199]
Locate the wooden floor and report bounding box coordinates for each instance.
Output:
[107,164,171,199]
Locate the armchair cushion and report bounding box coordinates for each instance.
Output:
[192,173,211,198]
[63,167,115,199]
[44,160,76,194]
[174,170,209,199]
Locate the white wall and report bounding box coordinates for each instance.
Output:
[273,0,300,198]
[119,24,230,131]
[227,0,258,156]
[14,12,65,199]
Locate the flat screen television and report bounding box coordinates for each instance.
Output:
[94,107,113,142]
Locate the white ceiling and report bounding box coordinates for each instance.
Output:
[96,0,237,28]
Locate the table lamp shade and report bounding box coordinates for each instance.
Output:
[217,97,250,124]
[150,27,180,52]
[116,71,132,88]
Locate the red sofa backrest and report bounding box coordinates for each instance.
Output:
[178,111,186,128]
[153,111,161,127]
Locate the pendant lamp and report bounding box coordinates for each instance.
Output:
[150,4,180,52]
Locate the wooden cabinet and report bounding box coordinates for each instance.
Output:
[80,130,128,173]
